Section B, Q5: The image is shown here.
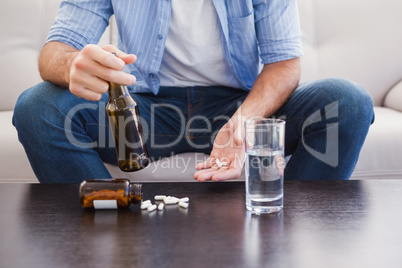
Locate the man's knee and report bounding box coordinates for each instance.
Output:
[316,78,374,148]
[330,78,374,125]
[13,82,57,129]
[313,78,374,125]
[13,82,50,129]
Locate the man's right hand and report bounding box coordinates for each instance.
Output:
[38,42,137,101]
[69,44,137,101]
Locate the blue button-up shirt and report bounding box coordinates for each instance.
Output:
[48,0,303,94]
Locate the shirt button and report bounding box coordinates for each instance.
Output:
[157,35,163,40]
[149,73,155,78]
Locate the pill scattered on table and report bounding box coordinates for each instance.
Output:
[164,196,179,205]
[147,204,157,212]
[179,201,189,209]
[179,197,189,203]
[141,202,152,210]
[143,195,189,212]
[142,200,151,205]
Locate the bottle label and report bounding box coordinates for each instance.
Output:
[93,200,118,209]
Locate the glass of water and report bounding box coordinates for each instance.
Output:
[245,118,285,214]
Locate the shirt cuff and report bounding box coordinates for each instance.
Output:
[47,28,90,51]
[259,37,304,64]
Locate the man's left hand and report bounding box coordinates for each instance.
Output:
[194,115,246,181]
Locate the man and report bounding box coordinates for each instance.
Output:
[13,0,374,183]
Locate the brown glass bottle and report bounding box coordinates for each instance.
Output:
[106,81,149,172]
[79,179,142,209]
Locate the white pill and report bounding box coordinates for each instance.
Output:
[158,203,164,211]
[215,159,221,165]
[221,162,228,166]
[147,204,157,212]
[179,201,189,208]
[141,203,152,210]
[141,202,152,210]
[154,195,166,201]
[142,200,151,205]
[217,163,222,168]
[171,197,180,202]
[164,197,178,205]
[179,197,189,203]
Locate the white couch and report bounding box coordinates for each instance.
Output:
[1,0,402,183]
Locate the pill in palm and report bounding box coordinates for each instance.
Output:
[216,159,228,168]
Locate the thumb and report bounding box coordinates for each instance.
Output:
[233,122,244,147]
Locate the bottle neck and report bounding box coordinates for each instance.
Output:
[129,183,143,204]
[108,82,130,99]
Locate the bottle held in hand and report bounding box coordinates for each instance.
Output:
[106,80,149,172]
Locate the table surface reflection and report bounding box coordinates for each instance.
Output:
[1,180,402,268]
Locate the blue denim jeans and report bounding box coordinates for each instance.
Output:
[13,78,374,183]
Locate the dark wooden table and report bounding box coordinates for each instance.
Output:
[1,180,402,268]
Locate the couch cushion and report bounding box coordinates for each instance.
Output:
[0,111,37,182]
[298,0,402,106]
[384,80,402,112]
[0,1,44,111]
[106,152,246,183]
[106,153,206,183]
[352,107,402,179]
[0,0,112,112]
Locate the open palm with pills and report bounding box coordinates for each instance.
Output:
[194,115,246,182]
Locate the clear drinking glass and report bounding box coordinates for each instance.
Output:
[245,118,285,214]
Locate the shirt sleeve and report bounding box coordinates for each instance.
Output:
[254,0,303,64]
[46,0,113,50]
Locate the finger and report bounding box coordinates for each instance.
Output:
[194,166,218,179]
[101,45,137,65]
[200,166,231,182]
[69,69,106,100]
[74,55,136,86]
[233,125,244,147]
[211,168,242,182]
[70,71,109,95]
[69,85,103,101]
[194,167,220,182]
[82,44,125,71]
[195,157,216,170]
[121,54,136,65]
[95,64,136,86]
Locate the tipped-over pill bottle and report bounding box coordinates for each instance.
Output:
[79,178,142,209]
